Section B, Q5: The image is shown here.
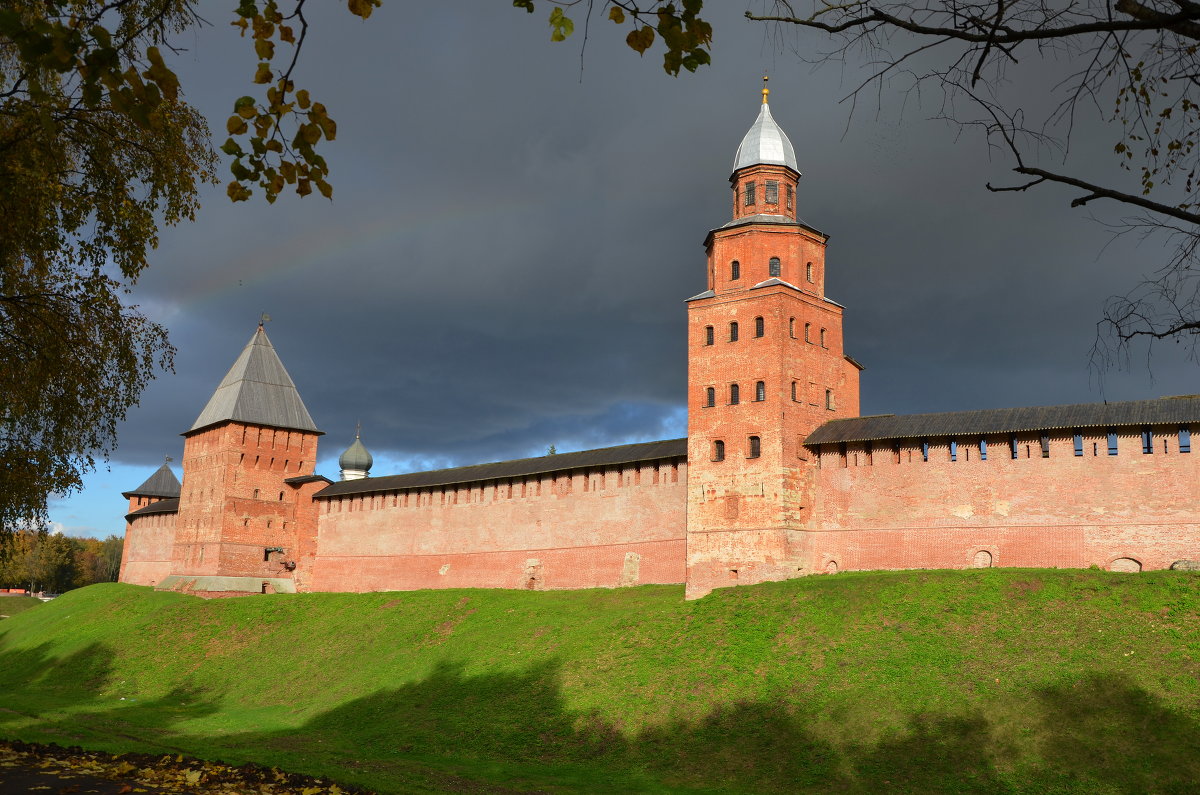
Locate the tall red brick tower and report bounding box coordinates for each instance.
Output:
[159,324,326,595]
[685,82,862,598]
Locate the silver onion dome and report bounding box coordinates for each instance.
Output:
[732,98,798,174]
[338,434,373,473]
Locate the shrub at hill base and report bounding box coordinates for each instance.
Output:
[0,569,1198,793]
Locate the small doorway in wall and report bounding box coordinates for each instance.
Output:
[1110,557,1142,573]
[524,559,543,590]
[825,560,839,574]
[972,550,993,568]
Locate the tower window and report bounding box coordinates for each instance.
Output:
[786,184,794,211]
[705,387,715,407]
[805,322,811,342]
[791,381,798,401]
[705,325,714,346]
[1142,427,1154,454]
[1073,432,1083,457]
[755,381,766,401]
[730,384,740,405]
[765,180,779,203]
[769,257,781,278]
[825,389,834,410]
[1181,426,1192,453]
[730,322,739,342]
[806,262,814,283]
[744,181,756,206]
[731,260,740,280]
[820,328,827,347]
[1108,430,1118,455]
[713,440,725,461]
[748,436,761,458]
[754,316,764,337]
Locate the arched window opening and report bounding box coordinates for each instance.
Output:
[805,322,811,342]
[703,387,714,407]
[731,260,740,280]
[820,328,827,347]
[825,389,834,410]
[704,325,714,346]
[754,316,764,337]
[730,384,740,405]
[713,440,725,461]
[748,436,761,459]
[806,262,814,283]
[788,317,795,338]
[744,181,756,206]
[729,322,739,342]
[755,381,766,401]
[791,381,798,402]
[769,257,781,278]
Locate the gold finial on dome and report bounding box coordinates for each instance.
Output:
[762,75,769,105]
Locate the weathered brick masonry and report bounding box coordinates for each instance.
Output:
[120,89,1200,599]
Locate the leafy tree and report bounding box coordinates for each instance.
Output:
[0,1,374,538]
[529,1,1200,364]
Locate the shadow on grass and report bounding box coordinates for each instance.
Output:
[2,640,1199,793]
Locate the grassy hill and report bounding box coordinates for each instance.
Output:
[0,596,41,619]
[0,570,1199,793]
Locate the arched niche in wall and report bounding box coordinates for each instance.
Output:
[972,550,993,569]
[1110,557,1142,573]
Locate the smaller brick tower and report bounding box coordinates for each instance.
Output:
[685,81,862,598]
[159,324,325,595]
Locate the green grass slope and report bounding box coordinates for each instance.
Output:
[1,570,1199,793]
[0,596,41,619]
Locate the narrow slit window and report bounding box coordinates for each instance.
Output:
[1107,430,1118,456]
[705,387,715,407]
[825,389,834,410]
[744,181,756,206]
[754,316,764,337]
[1010,436,1018,459]
[805,323,811,342]
[980,438,988,460]
[1040,432,1050,458]
[704,325,714,346]
[789,317,796,338]
[730,322,739,342]
[765,180,779,203]
[1142,427,1153,454]
[950,439,958,462]
[730,384,740,405]
[731,260,740,280]
[748,436,761,458]
[791,381,798,402]
[755,380,766,401]
[1181,426,1192,453]
[820,328,827,347]
[806,262,814,283]
[769,257,781,278]
[713,440,725,461]
[1073,432,1083,456]
[786,184,794,210]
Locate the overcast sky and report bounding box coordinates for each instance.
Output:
[49,3,1199,537]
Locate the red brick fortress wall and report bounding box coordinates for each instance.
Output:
[806,427,1200,573]
[309,459,687,592]
[120,510,176,586]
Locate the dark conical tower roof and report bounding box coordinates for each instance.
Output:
[121,462,181,499]
[187,325,321,435]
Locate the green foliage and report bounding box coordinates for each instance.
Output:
[2,569,1200,792]
[0,530,120,592]
[518,1,712,75]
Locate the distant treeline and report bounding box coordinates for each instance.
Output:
[0,530,123,594]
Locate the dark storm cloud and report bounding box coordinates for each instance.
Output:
[110,3,1197,476]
